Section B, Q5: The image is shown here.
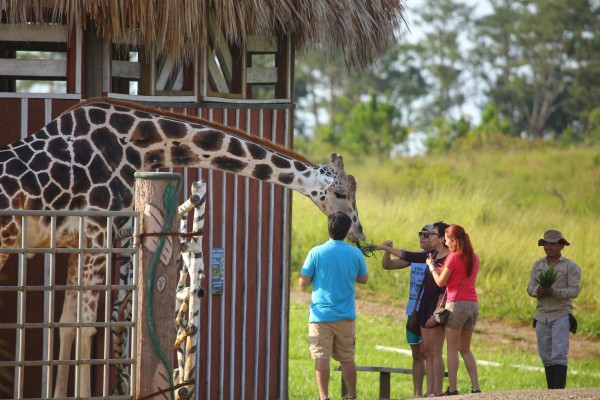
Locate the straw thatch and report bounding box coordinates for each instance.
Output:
[0,0,407,68]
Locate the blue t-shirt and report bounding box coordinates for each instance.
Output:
[406,263,427,315]
[300,239,368,322]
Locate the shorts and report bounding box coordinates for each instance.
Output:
[446,301,478,329]
[406,319,423,345]
[308,319,355,362]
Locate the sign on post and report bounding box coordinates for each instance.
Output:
[210,247,224,294]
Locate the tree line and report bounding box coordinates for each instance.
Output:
[293,0,600,157]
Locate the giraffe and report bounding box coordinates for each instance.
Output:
[0,97,365,397]
[109,227,136,396]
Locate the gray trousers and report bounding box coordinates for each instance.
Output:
[535,314,570,366]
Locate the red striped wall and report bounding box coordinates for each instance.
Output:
[0,97,293,399]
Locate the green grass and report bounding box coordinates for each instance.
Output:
[289,298,600,399]
[289,144,600,399]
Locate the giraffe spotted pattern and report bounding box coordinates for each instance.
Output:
[0,97,365,397]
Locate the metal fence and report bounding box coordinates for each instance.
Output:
[0,210,140,399]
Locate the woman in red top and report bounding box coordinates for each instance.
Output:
[427,224,481,396]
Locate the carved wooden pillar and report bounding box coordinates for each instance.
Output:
[134,172,182,397]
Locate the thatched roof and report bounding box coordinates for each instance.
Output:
[0,0,407,68]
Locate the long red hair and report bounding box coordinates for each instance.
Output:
[446,224,475,277]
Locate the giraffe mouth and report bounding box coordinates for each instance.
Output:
[346,228,365,244]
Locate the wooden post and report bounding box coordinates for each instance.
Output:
[134,172,182,397]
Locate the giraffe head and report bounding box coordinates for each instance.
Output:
[309,153,365,243]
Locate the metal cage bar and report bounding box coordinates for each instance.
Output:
[0,210,140,399]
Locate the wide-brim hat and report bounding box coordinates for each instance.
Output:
[538,229,570,246]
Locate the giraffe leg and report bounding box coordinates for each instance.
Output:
[54,289,77,397]
[54,254,80,398]
[54,253,103,398]
[78,322,97,398]
[77,251,105,398]
[73,285,101,397]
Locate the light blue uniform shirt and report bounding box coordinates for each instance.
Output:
[300,240,368,322]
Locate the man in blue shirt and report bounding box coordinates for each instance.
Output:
[299,212,369,400]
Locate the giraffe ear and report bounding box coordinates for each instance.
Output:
[330,153,344,170]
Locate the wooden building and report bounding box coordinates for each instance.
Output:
[0,1,405,398]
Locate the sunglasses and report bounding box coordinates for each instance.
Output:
[418,231,439,238]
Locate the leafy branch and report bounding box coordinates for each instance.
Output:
[356,239,377,258]
[535,267,558,288]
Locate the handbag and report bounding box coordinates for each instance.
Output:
[407,311,421,336]
[407,281,425,336]
[426,276,466,327]
[432,290,449,324]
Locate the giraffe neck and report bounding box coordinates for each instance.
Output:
[75,99,332,201]
[0,97,364,244]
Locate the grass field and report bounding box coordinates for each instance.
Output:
[288,144,600,398]
[288,295,600,399]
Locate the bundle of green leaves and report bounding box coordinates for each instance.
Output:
[356,239,377,258]
[535,267,559,288]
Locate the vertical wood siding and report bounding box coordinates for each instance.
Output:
[0,98,292,399]
[192,106,291,400]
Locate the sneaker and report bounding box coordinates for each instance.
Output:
[471,387,482,393]
[424,394,436,397]
[342,394,357,400]
[442,387,459,396]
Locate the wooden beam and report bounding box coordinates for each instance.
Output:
[207,15,233,84]
[0,59,66,77]
[0,24,68,42]
[112,60,141,79]
[247,36,278,53]
[207,55,230,93]
[214,44,233,84]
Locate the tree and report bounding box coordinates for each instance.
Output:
[361,44,430,127]
[471,0,528,135]
[408,0,475,125]
[474,0,600,139]
[342,92,408,159]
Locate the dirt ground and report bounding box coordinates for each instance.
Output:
[431,387,600,400]
[291,291,600,399]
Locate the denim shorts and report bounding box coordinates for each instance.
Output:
[406,319,423,345]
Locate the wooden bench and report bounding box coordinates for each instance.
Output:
[333,365,448,400]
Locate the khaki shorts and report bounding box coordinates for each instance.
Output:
[308,320,355,362]
[446,301,478,329]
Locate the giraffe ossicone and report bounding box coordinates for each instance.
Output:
[0,97,365,396]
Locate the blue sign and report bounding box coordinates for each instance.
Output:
[210,247,224,294]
